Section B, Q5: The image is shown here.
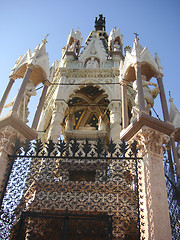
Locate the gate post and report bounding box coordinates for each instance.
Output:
[120,113,174,240]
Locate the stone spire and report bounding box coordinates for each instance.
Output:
[131,33,143,62]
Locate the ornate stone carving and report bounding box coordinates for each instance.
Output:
[128,126,170,156]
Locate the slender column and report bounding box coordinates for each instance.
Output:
[73,39,78,52]
[32,80,50,130]
[12,65,33,112]
[111,39,114,52]
[156,74,170,122]
[120,80,128,128]
[134,63,146,111]
[0,77,15,115]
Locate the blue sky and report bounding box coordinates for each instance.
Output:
[0,0,180,123]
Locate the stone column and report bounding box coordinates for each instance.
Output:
[0,77,15,115]
[12,65,33,112]
[120,80,128,129]
[73,39,78,52]
[134,63,146,112]
[128,126,172,240]
[109,101,122,143]
[47,101,67,142]
[111,39,114,52]
[156,74,169,122]
[32,80,50,130]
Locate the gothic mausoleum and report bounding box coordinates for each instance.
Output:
[0,14,179,240]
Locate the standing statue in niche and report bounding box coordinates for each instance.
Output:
[65,110,75,131]
[4,79,37,123]
[98,110,107,131]
[114,41,121,51]
[86,57,99,68]
[131,75,159,121]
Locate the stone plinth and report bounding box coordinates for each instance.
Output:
[120,113,173,240]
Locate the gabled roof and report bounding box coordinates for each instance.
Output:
[79,31,108,62]
[10,36,50,81]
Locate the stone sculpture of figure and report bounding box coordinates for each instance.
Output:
[98,110,107,131]
[69,42,75,51]
[4,79,36,123]
[86,57,99,68]
[114,41,121,51]
[65,111,75,131]
[133,75,159,113]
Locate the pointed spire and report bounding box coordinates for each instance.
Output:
[131,33,143,60]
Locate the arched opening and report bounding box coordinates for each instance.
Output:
[62,85,110,141]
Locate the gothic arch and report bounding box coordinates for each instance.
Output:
[61,79,113,103]
[62,85,110,131]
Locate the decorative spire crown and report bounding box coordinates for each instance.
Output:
[95,14,106,31]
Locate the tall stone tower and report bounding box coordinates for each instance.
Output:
[0,15,179,240]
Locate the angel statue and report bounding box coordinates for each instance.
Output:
[131,75,159,120]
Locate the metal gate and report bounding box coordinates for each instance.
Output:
[0,138,141,240]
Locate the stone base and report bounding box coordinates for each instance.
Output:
[64,129,107,140]
[0,110,37,140]
[120,111,174,141]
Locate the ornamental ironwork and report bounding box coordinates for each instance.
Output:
[0,138,142,240]
[163,150,180,240]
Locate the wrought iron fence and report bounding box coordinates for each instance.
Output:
[164,150,180,240]
[0,138,141,240]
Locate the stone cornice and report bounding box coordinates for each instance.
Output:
[56,67,120,78]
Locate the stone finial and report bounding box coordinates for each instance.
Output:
[134,32,139,40]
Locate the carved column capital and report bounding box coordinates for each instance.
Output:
[133,61,141,69]
[53,100,68,113]
[26,63,34,70]
[8,74,17,81]
[120,79,128,86]
[155,73,164,79]
[43,79,51,87]
[108,101,121,112]
[128,126,170,156]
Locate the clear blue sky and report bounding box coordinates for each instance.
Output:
[0,0,180,123]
